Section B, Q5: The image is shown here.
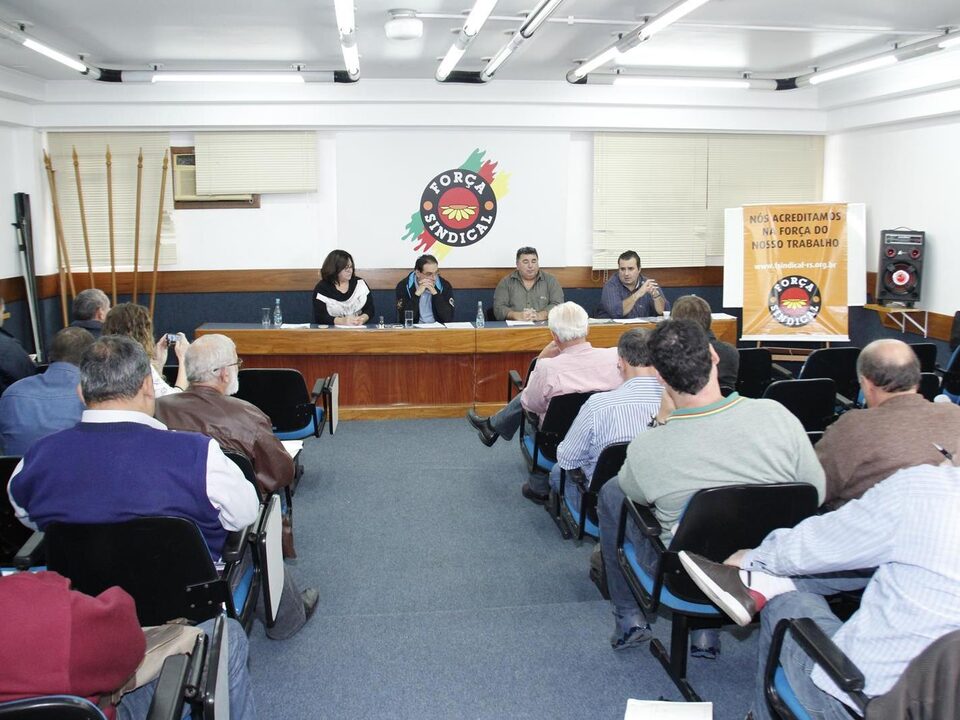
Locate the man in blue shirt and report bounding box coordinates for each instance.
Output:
[597,251,669,319]
[0,327,92,455]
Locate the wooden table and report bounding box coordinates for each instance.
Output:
[197,318,738,419]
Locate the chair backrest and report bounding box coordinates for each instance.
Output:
[918,372,941,402]
[223,450,263,501]
[736,348,773,398]
[0,696,107,719]
[44,517,224,626]
[540,392,594,435]
[910,342,938,373]
[763,377,837,431]
[235,368,312,433]
[0,456,31,564]
[664,483,819,604]
[799,347,861,401]
[588,442,629,493]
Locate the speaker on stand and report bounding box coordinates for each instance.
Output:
[875,229,924,307]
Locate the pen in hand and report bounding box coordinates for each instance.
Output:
[933,443,953,462]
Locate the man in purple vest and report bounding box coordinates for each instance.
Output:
[8,335,318,640]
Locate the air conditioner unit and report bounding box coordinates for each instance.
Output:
[172,149,254,202]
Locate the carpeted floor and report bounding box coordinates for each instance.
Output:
[247,419,758,719]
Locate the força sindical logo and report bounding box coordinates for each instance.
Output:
[401,148,510,257]
[768,275,822,327]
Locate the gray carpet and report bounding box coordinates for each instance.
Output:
[247,419,758,719]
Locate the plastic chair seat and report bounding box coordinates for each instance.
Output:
[623,540,721,616]
[275,406,325,441]
[563,490,598,538]
[522,435,555,472]
[773,667,811,720]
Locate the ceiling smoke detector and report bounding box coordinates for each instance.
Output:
[385,9,423,40]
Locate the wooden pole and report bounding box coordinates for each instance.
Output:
[132,148,143,305]
[106,145,117,304]
[43,151,77,325]
[149,150,169,319]
[72,146,95,287]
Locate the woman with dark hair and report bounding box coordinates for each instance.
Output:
[102,302,188,396]
[312,250,375,326]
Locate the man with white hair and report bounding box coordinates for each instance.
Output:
[467,301,623,503]
[70,288,110,338]
[154,334,300,556]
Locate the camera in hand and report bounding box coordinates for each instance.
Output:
[166,333,178,345]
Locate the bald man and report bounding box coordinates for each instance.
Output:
[818,339,960,508]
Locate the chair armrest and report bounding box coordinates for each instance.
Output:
[146,654,190,720]
[624,500,662,538]
[835,393,857,412]
[771,363,794,380]
[220,529,247,565]
[789,617,866,694]
[13,530,45,570]
[507,369,523,401]
[311,377,325,402]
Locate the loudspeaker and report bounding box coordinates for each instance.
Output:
[876,229,924,306]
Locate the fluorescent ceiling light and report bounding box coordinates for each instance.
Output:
[152,72,305,83]
[572,47,620,79]
[614,75,750,89]
[463,0,499,37]
[22,38,88,73]
[639,0,712,40]
[808,54,897,85]
[334,0,356,35]
[939,35,960,50]
[341,44,360,76]
[484,44,514,77]
[437,45,466,81]
[519,0,565,38]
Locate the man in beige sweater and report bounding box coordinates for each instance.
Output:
[817,338,960,509]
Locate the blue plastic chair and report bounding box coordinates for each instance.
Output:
[555,442,628,542]
[234,368,327,441]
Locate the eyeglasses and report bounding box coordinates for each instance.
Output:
[216,359,244,371]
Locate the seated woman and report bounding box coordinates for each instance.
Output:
[312,249,374,326]
[102,302,188,397]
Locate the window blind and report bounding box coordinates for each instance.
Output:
[593,133,823,269]
[194,132,318,195]
[47,133,176,268]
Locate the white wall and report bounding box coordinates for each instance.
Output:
[823,116,960,315]
[0,127,47,280]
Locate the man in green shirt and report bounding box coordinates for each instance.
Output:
[492,246,564,321]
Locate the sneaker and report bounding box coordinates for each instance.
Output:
[678,551,765,627]
[521,483,549,505]
[466,409,499,447]
[610,624,653,651]
[690,644,720,660]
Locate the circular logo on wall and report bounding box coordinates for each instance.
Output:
[767,275,822,327]
[419,168,497,248]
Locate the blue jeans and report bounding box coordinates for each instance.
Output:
[117,617,256,720]
[488,395,525,441]
[597,480,719,650]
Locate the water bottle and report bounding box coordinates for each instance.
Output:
[273,298,283,327]
[475,300,485,328]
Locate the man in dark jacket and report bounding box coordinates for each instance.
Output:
[0,297,37,396]
[394,254,455,324]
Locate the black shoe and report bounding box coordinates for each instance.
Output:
[467,409,499,447]
[521,483,549,505]
[302,587,319,623]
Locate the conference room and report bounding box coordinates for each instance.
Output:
[1,0,959,718]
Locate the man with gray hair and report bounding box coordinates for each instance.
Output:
[467,302,622,501]
[155,334,299,556]
[816,338,960,509]
[70,288,110,338]
[9,335,318,640]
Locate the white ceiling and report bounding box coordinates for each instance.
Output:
[0,0,957,84]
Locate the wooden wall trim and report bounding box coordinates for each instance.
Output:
[3,265,724,300]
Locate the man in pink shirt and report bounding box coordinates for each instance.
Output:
[467,302,623,502]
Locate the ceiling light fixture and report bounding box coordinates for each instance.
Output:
[613,75,753,89]
[939,34,960,50]
[384,9,423,40]
[333,0,360,80]
[479,0,567,82]
[806,54,898,85]
[149,72,306,83]
[436,0,500,81]
[567,0,713,82]
[0,22,100,77]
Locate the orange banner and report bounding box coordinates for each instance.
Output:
[742,203,848,340]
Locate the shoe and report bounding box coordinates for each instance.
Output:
[302,587,319,622]
[467,409,499,447]
[521,483,549,505]
[610,624,652,651]
[690,644,720,660]
[678,551,764,627]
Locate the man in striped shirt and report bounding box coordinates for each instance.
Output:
[536,328,662,509]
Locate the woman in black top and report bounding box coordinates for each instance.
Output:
[312,249,375,326]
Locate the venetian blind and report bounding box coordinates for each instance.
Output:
[194,132,318,195]
[593,133,823,269]
[47,133,176,267]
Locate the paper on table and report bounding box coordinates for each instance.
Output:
[711,312,736,320]
[505,320,535,326]
[279,323,311,329]
[331,324,369,329]
[444,322,475,329]
[612,317,659,324]
[281,440,303,459]
[414,322,445,329]
[589,318,613,324]
[624,699,712,719]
